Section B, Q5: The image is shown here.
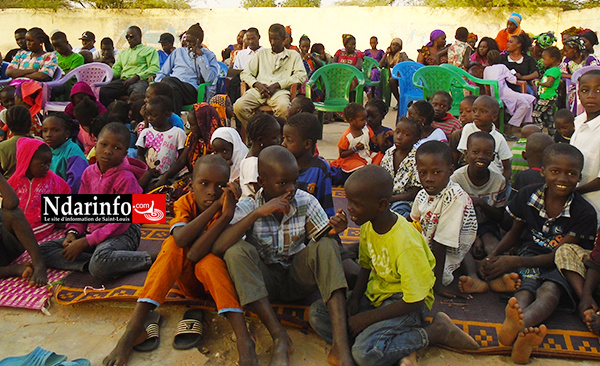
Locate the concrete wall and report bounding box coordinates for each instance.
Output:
[0,7,598,61]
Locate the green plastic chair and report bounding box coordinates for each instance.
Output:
[379,68,391,108]
[412,65,479,117]
[306,63,365,138]
[362,56,380,98]
[181,82,213,112]
[440,63,506,133]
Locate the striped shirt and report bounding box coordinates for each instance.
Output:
[231,189,329,267]
[432,113,462,140]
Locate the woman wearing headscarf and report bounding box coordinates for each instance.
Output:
[580,30,599,56]
[560,35,600,111]
[379,38,410,107]
[333,34,364,70]
[417,30,448,65]
[495,13,526,51]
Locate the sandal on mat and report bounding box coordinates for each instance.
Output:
[133,311,162,352]
[173,309,204,350]
[0,346,67,366]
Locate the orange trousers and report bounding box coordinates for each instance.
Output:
[138,236,242,313]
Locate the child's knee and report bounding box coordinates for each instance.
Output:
[536,281,561,302]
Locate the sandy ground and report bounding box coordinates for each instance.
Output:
[0,110,597,365]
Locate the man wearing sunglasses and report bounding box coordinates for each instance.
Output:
[99,26,159,107]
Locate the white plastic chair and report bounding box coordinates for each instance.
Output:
[44,62,113,114]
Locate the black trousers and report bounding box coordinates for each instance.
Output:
[158,76,198,114]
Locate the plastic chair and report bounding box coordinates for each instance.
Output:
[412,66,479,117]
[0,62,11,86]
[306,63,365,138]
[392,61,424,119]
[43,63,112,114]
[379,68,391,108]
[440,64,506,132]
[362,56,380,98]
[181,82,214,112]
[217,61,228,95]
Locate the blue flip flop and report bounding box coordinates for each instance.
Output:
[0,346,67,366]
[57,360,91,366]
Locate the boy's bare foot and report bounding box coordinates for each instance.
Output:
[459,275,489,294]
[400,352,418,366]
[270,335,293,366]
[499,297,524,346]
[237,337,258,366]
[489,273,521,293]
[103,324,148,366]
[327,344,355,366]
[511,325,547,364]
[426,312,479,350]
[584,309,600,335]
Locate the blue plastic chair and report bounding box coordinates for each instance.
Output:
[391,61,424,119]
[0,62,11,87]
[217,61,228,94]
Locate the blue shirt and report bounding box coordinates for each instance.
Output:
[168,113,184,130]
[155,47,219,95]
[297,156,335,218]
[158,50,169,69]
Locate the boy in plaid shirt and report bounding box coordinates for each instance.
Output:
[215,145,354,365]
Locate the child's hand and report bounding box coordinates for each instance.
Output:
[221,187,237,217]
[228,181,242,201]
[62,232,77,247]
[62,237,89,261]
[328,209,348,236]
[257,193,291,217]
[355,142,365,151]
[481,256,517,280]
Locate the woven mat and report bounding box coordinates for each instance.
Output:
[0,230,71,311]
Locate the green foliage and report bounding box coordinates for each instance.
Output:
[0,0,70,9]
[0,0,191,8]
[281,0,321,6]
[422,0,599,10]
[242,0,277,7]
[334,0,395,5]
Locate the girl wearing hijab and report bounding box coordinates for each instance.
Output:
[417,29,448,65]
[210,126,249,183]
[495,12,526,51]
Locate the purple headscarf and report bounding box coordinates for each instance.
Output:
[426,30,446,47]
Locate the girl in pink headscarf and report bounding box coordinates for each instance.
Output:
[8,138,70,241]
[417,30,449,65]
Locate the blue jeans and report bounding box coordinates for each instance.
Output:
[39,224,151,281]
[309,293,429,366]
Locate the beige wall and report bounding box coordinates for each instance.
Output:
[0,7,598,61]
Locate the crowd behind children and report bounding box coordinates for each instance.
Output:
[2,16,600,366]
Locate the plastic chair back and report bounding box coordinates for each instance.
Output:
[412,65,478,116]
[391,61,424,118]
[362,57,380,87]
[216,61,228,94]
[0,62,12,86]
[306,63,365,110]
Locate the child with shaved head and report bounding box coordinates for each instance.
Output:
[309,165,478,366]
[216,145,354,365]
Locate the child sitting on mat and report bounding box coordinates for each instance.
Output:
[8,138,70,241]
[482,143,597,364]
[309,165,478,366]
[40,123,152,281]
[103,154,257,366]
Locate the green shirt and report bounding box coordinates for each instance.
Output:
[538,66,561,100]
[112,44,159,80]
[55,52,84,73]
[358,213,436,308]
[0,135,24,179]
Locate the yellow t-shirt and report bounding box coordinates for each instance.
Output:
[358,213,436,308]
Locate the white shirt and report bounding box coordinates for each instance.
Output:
[458,123,512,175]
[239,156,258,199]
[232,46,263,70]
[73,46,97,53]
[92,48,120,62]
[571,112,600,220]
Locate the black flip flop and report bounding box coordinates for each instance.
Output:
[133,311,162,352]
[173,309,204,350]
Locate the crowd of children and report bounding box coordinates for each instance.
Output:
[1,20,600,366]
